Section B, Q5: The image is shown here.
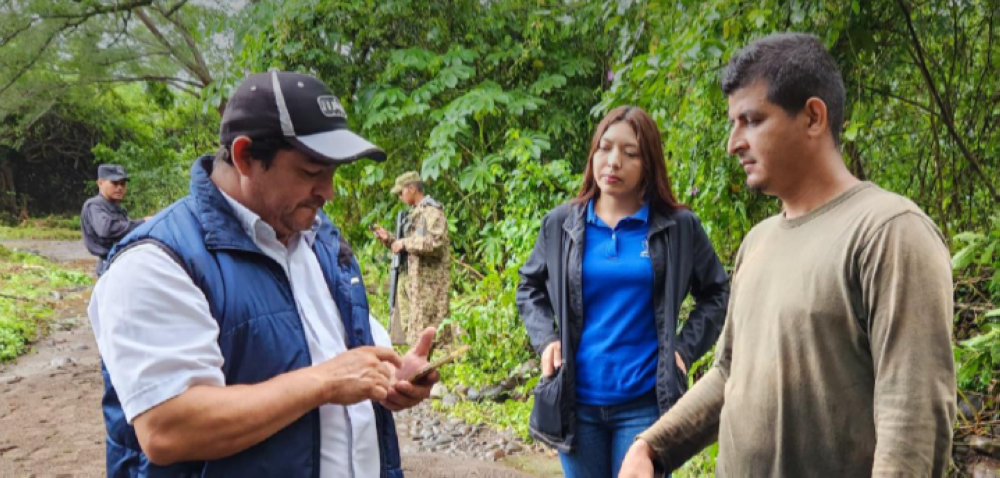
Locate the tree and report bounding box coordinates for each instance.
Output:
[0,0,235,218]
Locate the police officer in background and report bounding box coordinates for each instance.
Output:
[80,164,149,275]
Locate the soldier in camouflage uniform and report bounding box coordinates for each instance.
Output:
[373,172,451,345]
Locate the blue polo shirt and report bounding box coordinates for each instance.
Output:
[576,200,658,406]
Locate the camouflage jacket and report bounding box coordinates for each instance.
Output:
[387,196,450,305]
[398,196,449,259]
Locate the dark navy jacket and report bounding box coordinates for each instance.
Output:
[102,155,403,478]
[517,202,730,450]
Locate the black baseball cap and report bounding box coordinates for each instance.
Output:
[98,164,128,181]
[220,71,386,164]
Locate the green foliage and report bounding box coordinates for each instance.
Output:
[91,85,219,216]
[0,216,80,240]
[436,398,534,442]
[952,214,1000,393]
[954,325,1000,394]
[599,0,1000,257]
[674,444,719,478]
[952,213,1000,301]
[237,0,600,268]
[0,245,91,361]
[446,268,534,387]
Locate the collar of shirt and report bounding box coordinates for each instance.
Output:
[96,194,126,212]
[218,189,319,248]
[586,198,650,228]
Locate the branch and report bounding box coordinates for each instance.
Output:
[162,0,189,19]
[896,0,1000,203]
[96,50,173,67]
[451,256,485,280]
[861,86,937,116]
[0,26,61,97]
[72,75,203,96]
[0,19,36,48]
[955,303,997,314]
[153,2,212,87]
[0,292,34,302]
[134,7,200,81]
[38,0,155,20]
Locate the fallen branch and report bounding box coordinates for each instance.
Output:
[955,303,998,314]
[451,256,485,280]
[0,292,31,302]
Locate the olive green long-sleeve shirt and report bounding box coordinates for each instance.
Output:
[639,183,956,477]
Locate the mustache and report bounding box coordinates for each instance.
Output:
[298,198,326,210]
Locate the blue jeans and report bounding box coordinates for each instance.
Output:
[559,392,664,478]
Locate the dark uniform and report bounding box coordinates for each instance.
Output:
[81,165,144,275]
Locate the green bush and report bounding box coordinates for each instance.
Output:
[0,245,91,362]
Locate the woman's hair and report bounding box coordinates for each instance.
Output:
[573,106,686,214]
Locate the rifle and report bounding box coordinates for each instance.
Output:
[388,210,407,344]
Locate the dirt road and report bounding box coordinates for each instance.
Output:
[0,240,559,477]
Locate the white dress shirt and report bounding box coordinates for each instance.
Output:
[88,191,388,478]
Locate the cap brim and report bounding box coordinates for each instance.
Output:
[102,174,128,181]
[390,185,402,195]
[289,129,387,165]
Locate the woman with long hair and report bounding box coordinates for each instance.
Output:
[517,106,730,477]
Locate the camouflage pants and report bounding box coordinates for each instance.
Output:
[399,274,452,346]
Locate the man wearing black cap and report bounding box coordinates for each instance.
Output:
[80,164,148,276]
[87,71,437,478]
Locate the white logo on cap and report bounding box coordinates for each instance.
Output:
[317,96,347,119]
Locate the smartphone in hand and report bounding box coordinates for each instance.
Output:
[406,345,470,383]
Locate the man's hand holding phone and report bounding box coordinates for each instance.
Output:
[380,327,440,411]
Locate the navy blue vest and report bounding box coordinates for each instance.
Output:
[102,155,402,478]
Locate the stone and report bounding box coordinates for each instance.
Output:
[505,441,523,453]
[971,436,1000,460]
[429,382,447,400]
[1,375,22,385]
[515,359,539,378]
[971,461,1000,478]
[441,394,459,407]
[500,377,517,390]
[489,449,506,461]
[960,392,985,420]
[482,385,506,402]
[49,357,74,368]
[431,436,453,447]
[466,387,481,401]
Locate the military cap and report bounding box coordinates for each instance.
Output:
[390,171,422,195]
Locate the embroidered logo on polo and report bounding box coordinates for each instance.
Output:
[640,239,650,258]
[317,95,347,118]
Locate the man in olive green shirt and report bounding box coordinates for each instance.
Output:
[620,33,955,477]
